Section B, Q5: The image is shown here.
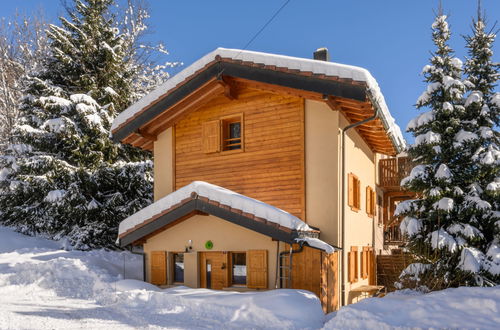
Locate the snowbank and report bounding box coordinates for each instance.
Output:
[0,226,324,329]
[324,286,500,330]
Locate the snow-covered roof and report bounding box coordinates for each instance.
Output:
[118,181,336,253]
[111,48,406,152]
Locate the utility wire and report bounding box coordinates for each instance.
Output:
[237,0,291,57]
[216,0,291,78]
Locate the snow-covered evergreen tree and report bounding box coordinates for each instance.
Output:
[0,0,174,249]
[399,10,499,289]
[398,13,471,289]
[0,12,49,152]
[460,10,500,283]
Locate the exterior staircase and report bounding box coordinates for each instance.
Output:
[377,253,412,291]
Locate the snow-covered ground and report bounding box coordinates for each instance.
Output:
[324,287,500,329]
[0,226,323,329]
[0,225,499,329]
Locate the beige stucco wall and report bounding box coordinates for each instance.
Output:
[305,100,380,305]
[153,128,174,201]
[304,100,340,245]
[143,214,278,289]
[339,113,378,304]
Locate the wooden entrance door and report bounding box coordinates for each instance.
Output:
[199,252,229,290]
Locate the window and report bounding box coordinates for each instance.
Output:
[348,173,361,211]
[202,114,243,154]
[366,186,376,217]
[348,246,358,283]
[231,252,247,285]
[173,253,184,283]
[222,116,242,151]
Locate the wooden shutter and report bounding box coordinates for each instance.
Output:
[348,247,358,283]
[202,120,220,154]
[366,187,375,217]
[356,178,361,209]
[368,248,376,285]
[366,187,371,215]
[150,251,167,285]
[348,174,354,207]
[247,250,268,289]
[361,247,369,279]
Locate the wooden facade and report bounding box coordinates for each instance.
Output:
[174,87,305,219]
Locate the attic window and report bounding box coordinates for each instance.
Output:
[222,115,242,151]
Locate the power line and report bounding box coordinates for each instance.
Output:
[238,0,291,56]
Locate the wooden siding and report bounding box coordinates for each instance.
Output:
[291,246,322,296]
[174,87,305,219]
[321,251,340,313]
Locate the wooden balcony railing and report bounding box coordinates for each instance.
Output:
[384,225,406,246]
[379,157,412,189]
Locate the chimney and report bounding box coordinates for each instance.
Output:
[313,47,329,61]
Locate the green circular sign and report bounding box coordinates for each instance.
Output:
[205,240,213,250]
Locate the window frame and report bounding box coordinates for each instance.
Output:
[230,251,247,287]
[171,252,185,284]
[220,113,244,154]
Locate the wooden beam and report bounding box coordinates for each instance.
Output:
[218,75,238,100]
[137,128,157,141]
[143,79,225,135]
[325,96,341,111]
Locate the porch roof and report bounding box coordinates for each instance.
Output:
[117,181,336,253]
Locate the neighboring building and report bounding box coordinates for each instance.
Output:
[111,48,407,311]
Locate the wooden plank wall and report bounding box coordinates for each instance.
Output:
[321,251,339,313]
[290,246,322,296]
[174,87,305,219]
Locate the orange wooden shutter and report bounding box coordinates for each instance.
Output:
[372,191,376,216]
[368,248,376,285]
[348,247,358,283]
[150,251,167,285]
[202,120,220,153]
[348,174,354,207]
[247,250,268,289]
[361,247,369,279]
[356,179,361,209]
[366,187,371,215]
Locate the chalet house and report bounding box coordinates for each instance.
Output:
[111,47,408,312]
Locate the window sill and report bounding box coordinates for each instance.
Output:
[350,206,360,212]
[220,148,244,156]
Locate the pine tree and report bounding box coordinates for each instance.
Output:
[397,13,472,290]
[0,0,173,249]
[460,8,500,284]
[399,8,500,289]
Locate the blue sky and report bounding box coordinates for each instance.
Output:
[1,0,499,141]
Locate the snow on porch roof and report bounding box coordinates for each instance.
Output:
[111,47,406,152]
[117,181,336,253]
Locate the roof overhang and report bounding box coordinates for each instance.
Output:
[118,192,321,248]
[111,48,406,155]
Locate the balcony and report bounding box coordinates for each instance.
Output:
[379,157,412,190]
